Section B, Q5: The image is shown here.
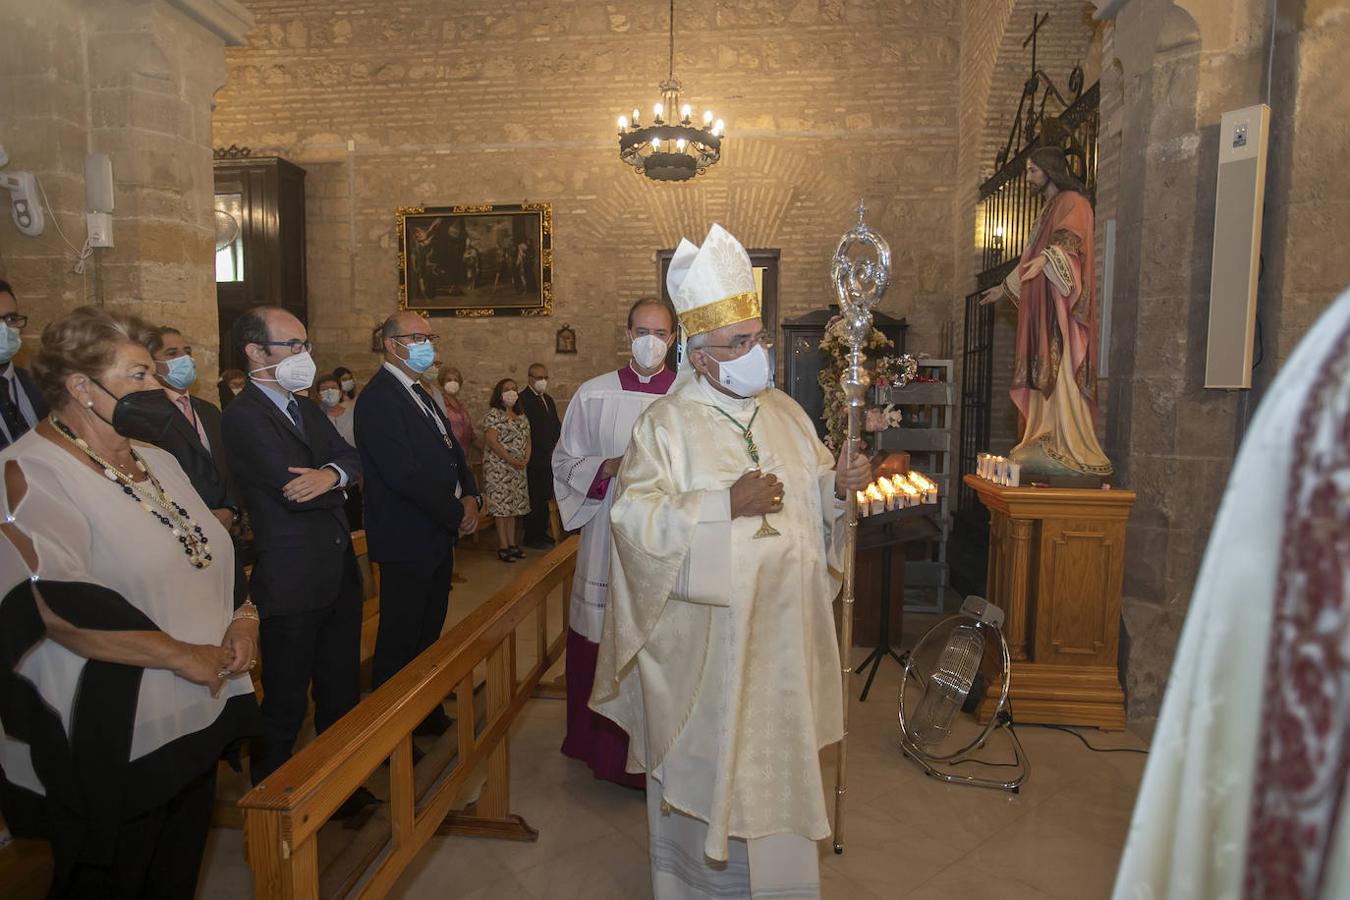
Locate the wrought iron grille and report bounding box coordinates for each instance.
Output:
[956,291,995,517]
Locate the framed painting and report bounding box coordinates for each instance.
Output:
[397,202,553,317]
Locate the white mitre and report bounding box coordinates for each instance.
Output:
[665,223,760,338]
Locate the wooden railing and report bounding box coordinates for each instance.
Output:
[240,536,578,898]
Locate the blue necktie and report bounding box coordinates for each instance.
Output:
[286,398,305,437]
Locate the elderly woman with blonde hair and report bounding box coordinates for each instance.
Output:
[0,306,260,897]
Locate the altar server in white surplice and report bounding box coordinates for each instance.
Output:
[590,224,873,900]
[1111,288,1350,900]
[553,296,677,789]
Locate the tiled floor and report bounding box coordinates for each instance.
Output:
[199,544,1150,899]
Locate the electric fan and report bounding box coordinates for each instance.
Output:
[214,207,240,251]
[897,595,1028,792]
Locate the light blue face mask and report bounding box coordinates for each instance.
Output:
[0,325,21,364]
[401,340,436,374]
[162,354,197,391]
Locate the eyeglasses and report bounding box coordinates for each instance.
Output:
[700,332,774,353]
[393,333,440,345]
[259,339,314,354]
[1,314,28,329]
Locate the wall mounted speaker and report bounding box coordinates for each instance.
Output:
[1204,105,1270,390]
[84,152,114,212]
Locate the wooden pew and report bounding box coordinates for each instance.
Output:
[240,536,577,898]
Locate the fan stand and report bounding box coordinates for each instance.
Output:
[899,708,1028,793]
[896,602,1029,794]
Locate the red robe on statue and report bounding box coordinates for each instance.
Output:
[1002,189,1112,477]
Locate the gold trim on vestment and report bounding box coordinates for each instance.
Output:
[678,291,761,337]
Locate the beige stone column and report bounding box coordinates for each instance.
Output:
[0,0,253,385]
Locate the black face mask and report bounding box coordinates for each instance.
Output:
[91,379,179,443]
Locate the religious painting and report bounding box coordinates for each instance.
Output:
[396,203,553,318]
[555,323,577,354]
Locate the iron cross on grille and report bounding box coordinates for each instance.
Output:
[1023,11,1048,75]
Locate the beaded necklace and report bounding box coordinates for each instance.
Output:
[49,416,213,569]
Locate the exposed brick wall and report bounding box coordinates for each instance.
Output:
[212,0,963,414]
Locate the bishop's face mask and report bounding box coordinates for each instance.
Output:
[711,343,772,398]
[92,379,179,442]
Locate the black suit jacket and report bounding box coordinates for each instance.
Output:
[0,366,49,450]
[147,393,245,606]
[518,387,560,468]
[150,394,235,512]
[353,366,480,564]
[221,383,362,617]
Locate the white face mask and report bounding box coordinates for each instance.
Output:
[319,388,342,407]
[340,378,355,393]
[531,378,548,394]
[251,351,317,394]
[501,389,519,408]
[630,334,668,370]
[443,380,461,395]
[710,343,772,398]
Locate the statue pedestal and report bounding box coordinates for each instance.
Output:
[964,475,1132,730]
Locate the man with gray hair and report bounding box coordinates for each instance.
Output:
[355,311,480,734]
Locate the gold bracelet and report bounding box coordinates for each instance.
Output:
[231,603,260,623]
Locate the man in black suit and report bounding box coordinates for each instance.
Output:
[355,312,480,733]
[138,325,239,527]
[0,279,48,448]
[124,324,248,607]
[221,307,372,813]
[519,361,560,549]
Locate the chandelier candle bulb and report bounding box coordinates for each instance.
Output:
[703,109,713,124]
[618,115,628,131]
[681,103,692,119]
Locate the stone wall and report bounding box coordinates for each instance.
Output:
[211,0,963,412]
[0,0,252,386]
[1102,0,1350,717]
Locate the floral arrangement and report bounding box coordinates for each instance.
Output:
[817,316,915,453]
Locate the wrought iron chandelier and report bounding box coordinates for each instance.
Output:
[616,0,723,182]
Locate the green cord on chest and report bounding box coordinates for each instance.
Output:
[711,405,761,466]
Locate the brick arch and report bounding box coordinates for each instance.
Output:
[576,137,861,252]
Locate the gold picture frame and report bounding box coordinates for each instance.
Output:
[397,202,553,318]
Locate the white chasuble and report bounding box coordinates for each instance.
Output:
[552,365,675,642]
[1112,291,1350,900]
[591,375,846,861]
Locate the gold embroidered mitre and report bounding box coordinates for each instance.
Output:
[665,224,761,337]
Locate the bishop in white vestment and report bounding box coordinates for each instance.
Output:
[590,225,873,899]
[1112,288,1350,900]
[553,297,677,788]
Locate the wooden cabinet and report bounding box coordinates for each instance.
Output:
[213,156,307,372]
[966,475,1133,729]
[780,307,908,439]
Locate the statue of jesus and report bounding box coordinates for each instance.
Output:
[981,145,1113,483]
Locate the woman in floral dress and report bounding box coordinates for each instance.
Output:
[482,378,531,562]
